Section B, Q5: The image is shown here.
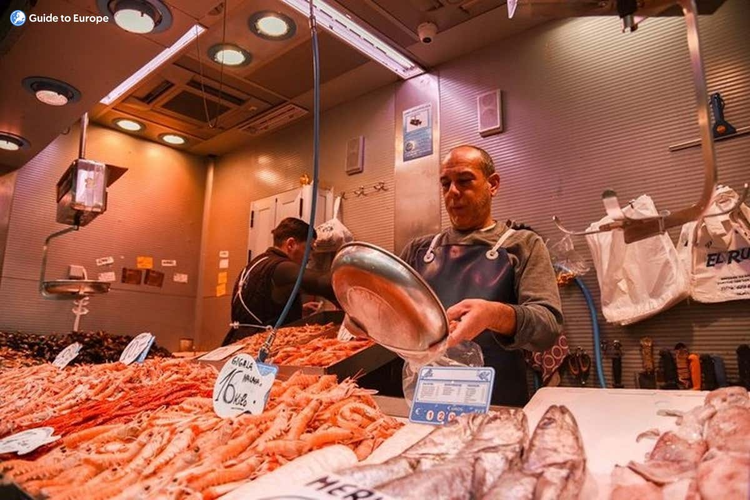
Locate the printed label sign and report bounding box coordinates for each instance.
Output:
[403,103,433,162]
[120,332,155,365]
[98,271,116,282]
[161,259,177,267]
[219,258,229,269]
[255,474,396,500]
[96,256,114,266]
[173,273,189,284]
[52,342,82,369]
[409,366,495,425]
[0,428,60,455]
[136,256,153,269]
[213,354,277,418]
[219,250,230,258]
[199,344,244,362]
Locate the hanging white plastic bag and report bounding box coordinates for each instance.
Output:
[314,196,353,254]
[677,185,750,303]
[585,194,689,325]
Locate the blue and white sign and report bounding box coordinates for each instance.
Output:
[11,10,27,26]
[409,366,495,425]
[402,103,433,162]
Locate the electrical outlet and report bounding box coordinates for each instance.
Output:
[69,265,87,279]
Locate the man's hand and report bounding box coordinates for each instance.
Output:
[446,299,517,347]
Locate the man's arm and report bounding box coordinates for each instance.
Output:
[271,262,337,304]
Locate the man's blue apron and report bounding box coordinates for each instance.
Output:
[412,228,529,407]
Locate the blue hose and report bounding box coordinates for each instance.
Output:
[574,277,606,388]
[258,1,320,362]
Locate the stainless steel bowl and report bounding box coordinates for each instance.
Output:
[331,242,448,353]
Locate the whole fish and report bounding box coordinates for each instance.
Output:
[377,457,476,500]
[522,405,586,500]
[480,468,537,500]
[334,457,415,489]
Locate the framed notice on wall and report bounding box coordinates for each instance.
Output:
[403,103,433,162]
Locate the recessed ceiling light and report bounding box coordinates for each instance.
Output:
[22,77,81,106]
[160,133,186,145]
[208,44,252,66]
[0,132,30,151]
[114,118,144,131]
[98,0,173,34]
[249,11,296,40]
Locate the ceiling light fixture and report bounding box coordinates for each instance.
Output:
[279,0,424,79]
[114,118,144,131]
[100,24,206,105]
[208,44,252,66]
[160,133,186,145]
[249,11,296,40]
[22,77,81,106]
[0,132,30,151]
[98,0,173,34]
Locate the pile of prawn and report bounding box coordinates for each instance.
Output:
[1,371,401,500]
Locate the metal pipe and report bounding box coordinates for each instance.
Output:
[78,113,88,159]
[39,226,79,297]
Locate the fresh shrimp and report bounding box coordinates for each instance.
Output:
[211,427,261,464]
[142,425,197,476]
[354,438,377,461]
[286,399,323,440]
[62,424,120,448]
[121,429,171,474]
[306,375,338,394]
[189,456,262,492]
[254,407,291,448]
[258,439,309,458]
[302,427,365,449]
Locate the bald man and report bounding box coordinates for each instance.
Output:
[399,145,563,406]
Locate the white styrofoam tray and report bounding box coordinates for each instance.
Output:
[524,387,709,499]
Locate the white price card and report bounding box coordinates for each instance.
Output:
[96,256,114,266]
[173,273,189,284]
[219,258,229,269]
[119,332,155,365]
[213,354,277,418]
[98,271,116,282]
[0,428,60,455]
[409,366,495,425]
[52,342,82,369]
[161,259,177,267]
[199,344,244,362]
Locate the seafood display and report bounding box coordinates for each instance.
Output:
[0,330,171,365]
[271,337,373,367]
[611,386,750,500]
[0,358,216,439]
[336,405,586,500]
[0,347,40,371]
[236,323,338,357]
[1,368,400,499]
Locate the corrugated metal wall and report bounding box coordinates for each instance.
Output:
[0,123,207,351]
[438,0,750,387]
[198,84,396,349]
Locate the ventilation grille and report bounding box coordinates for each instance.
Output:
[142,80,174,104]
[160,91,231,123]
[240,103,307,136]
[186,80,244,106]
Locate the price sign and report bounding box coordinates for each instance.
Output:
[0,428,59,455]
[119,332,155,365]
[52,342,82,369]
[213,354,277,418]
[199,344,244,362]
[409,366,495,425]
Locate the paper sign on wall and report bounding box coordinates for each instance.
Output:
[213,354,277,418]
[219,259,229,269]
[96,256,114,267]
[216,283,227,297]
[219,250,229,258]
[98,271,117,282]
[173,273,189,284]
[403,103,433,162]
[136,256,153,269]
[217,271,228,285]
[161,259,177,267]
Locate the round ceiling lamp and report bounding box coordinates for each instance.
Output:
[208,44,252,66]
[22,77,81,106]
[114,118,145,132]
[160,133,186,145]
[98,0,173,34]
[0,132,30,151]
[249,11,296,40]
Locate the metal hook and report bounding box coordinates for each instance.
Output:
[354,186,367,197]
[373,181,388,192]
[702,183,749,218]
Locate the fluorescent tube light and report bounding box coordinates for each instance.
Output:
[280,0,424,79]
[100,24,207,105]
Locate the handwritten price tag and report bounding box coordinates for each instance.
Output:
[0,428,60,455]
[213,354,277,418]
[52,342,82,369]
[199,344,244,362]
[119,332,155,365]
